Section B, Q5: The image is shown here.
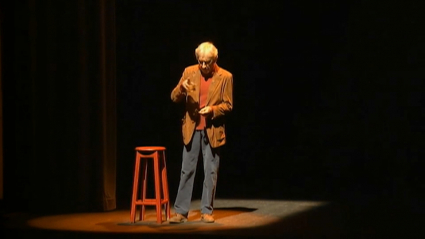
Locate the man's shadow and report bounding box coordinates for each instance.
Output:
[188,207,257,221]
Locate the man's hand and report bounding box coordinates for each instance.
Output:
[181,79,195,92]
[198,106,212,115]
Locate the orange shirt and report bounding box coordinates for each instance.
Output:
[196,74,212,130]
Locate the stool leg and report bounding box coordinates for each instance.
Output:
[130,152,141,223]
[153,152,162,223]
[140,158,148,221]
[161,151,170,220]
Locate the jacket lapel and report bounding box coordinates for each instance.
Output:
[206,71,220,106]
[192,69,201,102]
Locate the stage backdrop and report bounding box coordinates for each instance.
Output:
[3,0,423,214]
[3,0,116,213]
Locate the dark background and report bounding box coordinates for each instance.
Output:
[2,0,424,214]
[115,0,423,207]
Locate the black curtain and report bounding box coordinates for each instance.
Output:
[3,0,116,213]
[114,0,424,205]
[2,0,423,215]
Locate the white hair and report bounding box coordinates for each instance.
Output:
[195,42,218,60]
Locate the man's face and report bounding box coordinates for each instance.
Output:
[197,54,215,75]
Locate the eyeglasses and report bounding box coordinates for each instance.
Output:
[198,59,214,66]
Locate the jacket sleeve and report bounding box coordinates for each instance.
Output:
[171,68,188,103]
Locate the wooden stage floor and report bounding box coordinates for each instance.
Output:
[2,198,423,239]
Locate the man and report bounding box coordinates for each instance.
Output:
[169,42,233,223]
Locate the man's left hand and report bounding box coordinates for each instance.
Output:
[198,106,212,115]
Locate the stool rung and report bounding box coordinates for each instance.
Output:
[135,199,169,205]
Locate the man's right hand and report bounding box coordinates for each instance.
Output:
[181,79,195,92]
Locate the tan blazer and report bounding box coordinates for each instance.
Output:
[171,64,233,148]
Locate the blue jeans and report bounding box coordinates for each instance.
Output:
[174,129,220,216]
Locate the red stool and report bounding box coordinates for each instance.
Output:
[130,146,170,224]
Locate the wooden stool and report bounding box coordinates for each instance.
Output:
[130,146,170,223]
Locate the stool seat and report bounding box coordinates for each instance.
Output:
[130,146,170,224]
[135,146,166,151]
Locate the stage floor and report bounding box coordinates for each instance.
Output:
[2,198,423,239]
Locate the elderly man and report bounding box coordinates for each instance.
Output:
[169,42,233,223]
